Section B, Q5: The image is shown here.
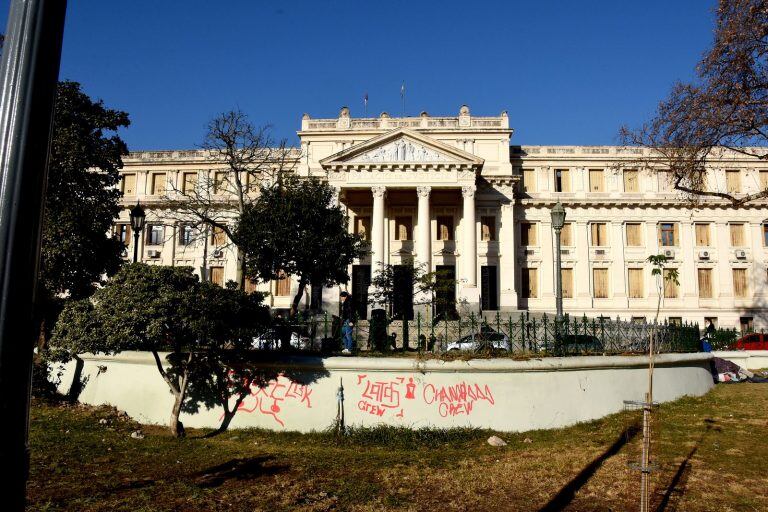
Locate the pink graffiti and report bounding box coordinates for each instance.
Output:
[422,382,495,418]
[233,376,313,427]
[356,374,415,418]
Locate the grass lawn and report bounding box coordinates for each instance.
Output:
[27,383,768,511]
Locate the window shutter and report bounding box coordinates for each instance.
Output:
[561,169,571,192]
[695,224,709,246]
[529,268,538,298]
[210,266,225,287]
[663,269,678,298]
[593,268,608,298]
[122,173,136,195]
[733,268,748,298]
[698,269,712,298]
[561,268,573,298]
[276,271,291,296]
[628,268,643,298]
[672,223,679,246]
[561,223,572,246]
[522,169,536,192]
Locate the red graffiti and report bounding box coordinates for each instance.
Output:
[356,375,407,417]
[422,382,495,417]
[232,376,313,427]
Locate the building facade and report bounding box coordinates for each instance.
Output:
[115,106,768,331]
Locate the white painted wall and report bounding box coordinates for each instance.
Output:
[55,352,714,433]
[712,350,768,370]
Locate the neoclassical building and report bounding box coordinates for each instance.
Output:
[114,106,768,331]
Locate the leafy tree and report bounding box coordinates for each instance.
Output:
[50,264,268,436]
[41,81,129,300]
[619,0,768,206]
[236,175,364,315]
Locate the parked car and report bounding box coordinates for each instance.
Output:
[251,329,311,350]
[446,327,509,352]
[731,332,768,350]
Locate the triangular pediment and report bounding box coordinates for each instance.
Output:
[320,128,484,167]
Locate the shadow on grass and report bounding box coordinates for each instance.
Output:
[192,456,288,488]
[538,424,641,512]
[654,418,719,512]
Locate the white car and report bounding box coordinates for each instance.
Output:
[251,330,310,350]
[445,329,510,352]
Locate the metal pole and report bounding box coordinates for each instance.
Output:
[0,1,67,509]
[132,229,139,263]
[554,227,563,320]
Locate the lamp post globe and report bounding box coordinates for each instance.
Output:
[550,202,567,323]
[129,202,146,263]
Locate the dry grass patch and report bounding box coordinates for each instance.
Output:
[27,383,768,511]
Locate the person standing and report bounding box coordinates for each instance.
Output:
[340,291,354,354]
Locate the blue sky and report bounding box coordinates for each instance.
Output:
[2,0,717,150]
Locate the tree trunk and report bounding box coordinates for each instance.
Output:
[169,389,185,437]
[291,276,307,317]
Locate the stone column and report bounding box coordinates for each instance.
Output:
[462,185,477,286]
[498,203,518,310]
[371,186,387,276]
[416,186,431,270]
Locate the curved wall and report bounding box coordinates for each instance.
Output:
[55,352,714,432]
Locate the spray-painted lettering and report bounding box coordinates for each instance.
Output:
[422,382,495,417]
[234,376,313,427]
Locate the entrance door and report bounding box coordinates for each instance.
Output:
[351,265,371,320]
[435,265,457,320]
[392,264,414,320]
[481,265,498,311]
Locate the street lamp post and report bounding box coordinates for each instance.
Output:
[550,202,566,322]
[129,202,146,263]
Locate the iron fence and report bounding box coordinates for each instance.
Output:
[255,310,701,357]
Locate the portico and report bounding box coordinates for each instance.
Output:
[317,126,490,315]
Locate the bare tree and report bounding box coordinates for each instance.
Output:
[163,110,299,288]
[618,0,768,207]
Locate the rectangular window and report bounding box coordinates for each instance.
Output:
[668,317,683,326]
[698,268,713,298]
[121,173,136,196]
[178,224,194,246]
[726,170,741,194]
[521,222,537,246]
[210,266,225,287]
[554,169,570,192]
[764,224,768,247]
[211,226,227,246]
[626,223,643,247]
[740,316,754,334]
[151,173,166,195]
[481,216,496,242]
[522,268,538,298]
[730,223,745,247]
[628,268,644,298]
[114,224,131,246]
[658,171,673,191]
[623,170,639,192]
[658,223,679,247]
[561,268,574,298]
[275,270,291,296]
[245,279,259,294]
[589,169,605,192]
[591,223,608,246]
[146,224,164,246]
[355,216,370,241]
[560,223,573,246]
[593,268,609,298]
[214,171,227,194]
[182,172,197,194]
[437,216,453,241]
[733,268,748,298]
[663,268,679,298]
[695,223,711,247]
[522,169,536,192]
[760,171,768,190]
[395,216,412,241]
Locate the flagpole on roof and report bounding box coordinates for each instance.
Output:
[364,92,368,117]
[400,82,405,116]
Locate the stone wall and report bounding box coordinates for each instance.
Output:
[55,352,715,432]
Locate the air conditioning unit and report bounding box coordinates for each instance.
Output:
[120,248,128,258]
[663,249,675,259]
[147,250,161,259]
[525,249,535,255]
[735,249,747,259]
[698,250,710,260]
[212,249,224,258]
[595,249,606,256]
[560,249,570,255]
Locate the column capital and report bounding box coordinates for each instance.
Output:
[461,185,476,198]
[416,185,431,198]
[371,185,387,199]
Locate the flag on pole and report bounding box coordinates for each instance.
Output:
[364,92,368,113]
[400,82,405,99]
